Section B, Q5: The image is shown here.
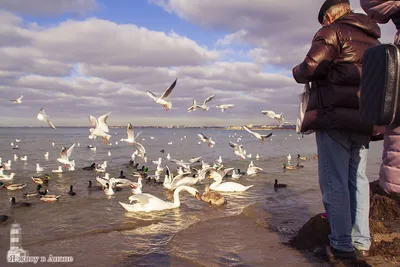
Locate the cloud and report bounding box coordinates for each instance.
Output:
[3,1,394,127]
[152,0,397,68]
[0,0,98,16]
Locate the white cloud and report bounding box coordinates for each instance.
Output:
[0,0,98,16]
[152,0,397,68]
[4,1,394,127]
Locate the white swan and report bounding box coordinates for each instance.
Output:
[20,155,27,161]
[209,169,253,192]
[119,185,200,212]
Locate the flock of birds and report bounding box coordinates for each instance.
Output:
[1,78,310,218]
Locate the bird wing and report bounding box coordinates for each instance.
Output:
[134,142,146,159]
[18,95,23,101]
[127,123,134,140]
[66,143,75,158]
[261,110,276,118]
[203,95,215,106]
[189,156,202,164]
[229,141,238,149]
[129,193,152,205]
[60,147,68,160]
[160,78,177,99]
[40,109,56,129]
[98,112,111,133]
[147,91,158,101]
[89,115,98,127]
[46,117,56,129]
[242,125,256,136]
[198,133,208,141]
[261,132,273,139]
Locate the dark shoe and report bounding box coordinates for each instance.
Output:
[329,246,356,260]
[314,246,328,257]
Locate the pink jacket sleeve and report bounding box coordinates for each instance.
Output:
[360,0,400,23]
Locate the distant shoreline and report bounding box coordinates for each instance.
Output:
[0,126,296,130]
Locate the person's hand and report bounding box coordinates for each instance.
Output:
[373,125,385,136]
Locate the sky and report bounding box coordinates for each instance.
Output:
[0,0,397,127]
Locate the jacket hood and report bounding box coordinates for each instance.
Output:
[336,13,381,39]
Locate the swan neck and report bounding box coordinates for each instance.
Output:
[173,186,187,206]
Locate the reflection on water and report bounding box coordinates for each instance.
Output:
[0,127,383,266]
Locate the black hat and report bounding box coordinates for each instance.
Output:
[318,0,350,24]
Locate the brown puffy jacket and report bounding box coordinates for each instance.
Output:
[293,13,381,135]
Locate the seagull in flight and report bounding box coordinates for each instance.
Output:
[216,104,234,112]
[242,125,272,141]
[187,100,197,112]
[198,133,215,148]
[147,78,177,111]
[261,110,284,123]
[121,123,141,145]
[37,108,56,129]
[10,95,23,104]
[196,95,215,111]
[89,112,111,144]
[57,143,75,167]
[229,141,246,159]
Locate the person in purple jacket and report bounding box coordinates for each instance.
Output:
[360,0,400,198]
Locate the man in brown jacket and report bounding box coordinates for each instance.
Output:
[292,0,381,261]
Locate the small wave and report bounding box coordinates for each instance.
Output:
[24,220,159,247]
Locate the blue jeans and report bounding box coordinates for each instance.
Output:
[316,130,371,252]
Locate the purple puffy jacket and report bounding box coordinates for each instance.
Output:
[361,0,400,194]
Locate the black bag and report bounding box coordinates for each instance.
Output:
[360,44,400,126]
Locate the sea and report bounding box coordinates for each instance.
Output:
[0,127,384,267]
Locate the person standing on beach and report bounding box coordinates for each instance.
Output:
[360,0,400,198]
[292,0,383,262]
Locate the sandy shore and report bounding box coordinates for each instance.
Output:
[167,201,399,267]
